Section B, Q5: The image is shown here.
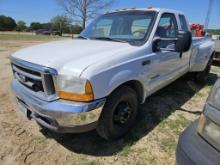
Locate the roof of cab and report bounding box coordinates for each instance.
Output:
[109,8,184,15]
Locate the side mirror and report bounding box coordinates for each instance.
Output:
[175,31,192,52]
[152,31,192,53]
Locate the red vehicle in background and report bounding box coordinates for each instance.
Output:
[190,24,220,62]
[190,24,205,37]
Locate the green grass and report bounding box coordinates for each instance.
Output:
[157,115,192,155]
[195,91,205,97]
[73,157,100,165]
[119,114,192,160]
[0,33,67,41]
[119,144,133,157]
[160,135,176,155]
[159,115,191,135]
[211,66,220,73]
[34,137,48,145]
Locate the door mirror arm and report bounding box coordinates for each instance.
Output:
[160,47,176,52]
[152,37,161,52]
[152,37,177,52]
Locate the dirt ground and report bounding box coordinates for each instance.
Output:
[0,37,220,165]
[215,40,220,51]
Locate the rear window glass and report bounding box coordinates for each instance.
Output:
[179,15,189,31]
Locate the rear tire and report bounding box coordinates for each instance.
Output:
[194,57,213,83]
[96,86,138,141]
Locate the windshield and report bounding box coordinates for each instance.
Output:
[80,11,156,44]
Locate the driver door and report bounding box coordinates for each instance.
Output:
[147,13,183,92]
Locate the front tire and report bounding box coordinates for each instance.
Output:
[96,86,138,141]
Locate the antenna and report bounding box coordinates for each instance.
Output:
[204,0,213,29]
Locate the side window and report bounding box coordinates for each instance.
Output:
[156,13,178,38]
[179,15,189,32]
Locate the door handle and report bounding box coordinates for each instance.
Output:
[151,74,160,80]
[142,60,151,66]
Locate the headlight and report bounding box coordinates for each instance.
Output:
[207,78,220,110]
[197,114,220,151]
[197,78,220,151]
[55,75,94,102]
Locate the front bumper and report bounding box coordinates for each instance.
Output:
[11,80,105,133]
[176,121,220,165]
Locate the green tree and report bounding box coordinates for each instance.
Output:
[207,29,220,35]
[41,23,53,30]
[51,15,71,35]
[0,15,17,31]
[70,25,83,34]
[16,20,26,31]
[30,22,42,30]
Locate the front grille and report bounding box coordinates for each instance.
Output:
[13,64,44,92]
[11,58,57,101]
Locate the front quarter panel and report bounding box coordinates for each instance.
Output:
[80,46,154,102]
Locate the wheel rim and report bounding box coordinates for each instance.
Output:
[113,101,132,125]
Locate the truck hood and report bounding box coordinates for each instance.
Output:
[12,39,135,76]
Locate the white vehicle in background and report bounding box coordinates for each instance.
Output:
[10,8,215,140]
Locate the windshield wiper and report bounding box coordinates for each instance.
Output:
[92,37,128,43]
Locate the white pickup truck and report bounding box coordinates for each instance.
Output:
[11,8,215,140]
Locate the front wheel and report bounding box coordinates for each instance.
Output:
[96,86,138,141]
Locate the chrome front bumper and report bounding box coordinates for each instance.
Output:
[11,80,105,133]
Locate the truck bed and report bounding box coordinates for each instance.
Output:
[190,37,215,72]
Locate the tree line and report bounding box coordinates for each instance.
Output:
[207,29,220,35]
[0,15,83,35]
[0,0,116,34]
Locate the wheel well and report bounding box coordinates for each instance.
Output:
[211,51,216,59]
[113,80,144,103]
[209,51,215,64]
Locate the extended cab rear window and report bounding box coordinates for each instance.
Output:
[179,15,189,31]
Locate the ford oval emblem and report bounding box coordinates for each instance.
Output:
[18,74,26,82]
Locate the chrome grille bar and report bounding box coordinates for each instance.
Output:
[10,57,58,75]
[11,57,58,101]
[12,65,42,81]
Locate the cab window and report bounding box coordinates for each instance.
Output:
[156,13,178,38]
[155,13,178,48]
[179,15,189,32]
